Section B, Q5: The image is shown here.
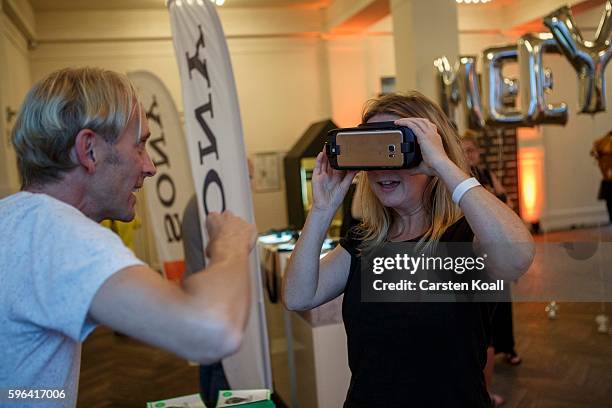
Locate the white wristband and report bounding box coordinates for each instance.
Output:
[452,177,481,204]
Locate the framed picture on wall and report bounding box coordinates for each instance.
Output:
[251,151,282,192]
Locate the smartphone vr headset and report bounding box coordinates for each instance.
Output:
[325,121,422,170]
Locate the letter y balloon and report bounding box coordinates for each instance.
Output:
[544,1,612,114]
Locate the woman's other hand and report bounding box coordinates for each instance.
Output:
[311,150,357,213]
[394,118,450,176]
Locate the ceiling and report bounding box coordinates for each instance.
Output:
[29,0,332,11]
[28,0,527,11]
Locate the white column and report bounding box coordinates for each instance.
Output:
[0,13,17,197]
[0,1,35,197]
[390,0,460,100]
[326,36,369,127]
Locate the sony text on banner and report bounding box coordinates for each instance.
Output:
[128,70,194,283]
[167,0,272,390]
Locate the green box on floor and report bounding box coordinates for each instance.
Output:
[216,389,275,407]
[146,392,206,407]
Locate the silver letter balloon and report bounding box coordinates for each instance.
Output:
[543,2,612,114]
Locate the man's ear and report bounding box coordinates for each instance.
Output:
[73,129,98,173]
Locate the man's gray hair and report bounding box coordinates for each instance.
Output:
[11,67,139,188]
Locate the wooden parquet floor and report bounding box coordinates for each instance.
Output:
[77,226,612,407]
[489,225,612,408]
[77,328,199,407]
[491,302,612,408]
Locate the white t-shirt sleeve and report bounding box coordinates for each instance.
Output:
[18,204,144,342]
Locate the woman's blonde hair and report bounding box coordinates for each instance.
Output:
[11,67,139,188]
[356,91,470,253]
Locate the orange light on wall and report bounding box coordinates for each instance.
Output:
[327,41,368,128]
[518,147,544,223]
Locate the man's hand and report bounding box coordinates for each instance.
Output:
[205,211,257,261]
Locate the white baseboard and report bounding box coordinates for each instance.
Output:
[540,205,609,232]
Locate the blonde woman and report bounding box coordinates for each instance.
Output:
[282,92,534,407]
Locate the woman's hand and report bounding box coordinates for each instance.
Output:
[311,150,356,213]
[394,118,451,176]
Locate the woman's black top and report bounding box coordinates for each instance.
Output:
[339,217,492,408]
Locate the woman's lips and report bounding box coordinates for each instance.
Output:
[377,180,401,192]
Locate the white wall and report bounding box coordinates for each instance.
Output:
[5,1,612,235]
[30,9,333,234]
[537,6,612,230]
[325,14,396,127]
[326,36,370,127]
[363,34,395,97]
[229,36,332,231]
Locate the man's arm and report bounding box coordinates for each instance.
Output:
[89,211,256,364]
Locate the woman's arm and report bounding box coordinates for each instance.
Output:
[282,212,352,310]
[395,118,534,280]
[281,151,356,311]
[435,160,533,280]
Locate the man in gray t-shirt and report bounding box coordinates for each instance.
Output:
[0,67,256,407]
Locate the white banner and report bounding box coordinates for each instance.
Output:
[128,70,194,282]
[168,0,272,390]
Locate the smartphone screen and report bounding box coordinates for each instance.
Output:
[336,130,404,168]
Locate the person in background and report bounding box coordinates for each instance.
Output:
[461,131,512,208]
[591,130,612,224]
[461,131,523,408]
[182,195,231,408]
[0,67,256,408]
[282,92,534,408]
